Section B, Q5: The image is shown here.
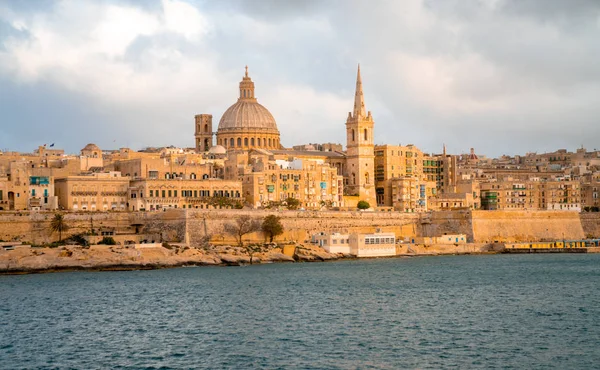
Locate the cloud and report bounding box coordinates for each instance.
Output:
[0,0,599,157]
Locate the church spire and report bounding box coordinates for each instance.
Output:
[353,64,366,118]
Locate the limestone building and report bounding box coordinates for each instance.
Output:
[128,179,242,211]
[55,172,130,211]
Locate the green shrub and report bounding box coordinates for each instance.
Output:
[357,200,370,210]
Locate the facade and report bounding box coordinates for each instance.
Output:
[240,155,344,209]
[55,172,130,211]
[312,232,351,254]
[128,179,242,211]
[349,232,396,257]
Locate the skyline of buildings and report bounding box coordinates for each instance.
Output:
[1,65,599,213]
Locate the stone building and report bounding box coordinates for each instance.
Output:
[128,179,242,211]
[55,172,130,211]
[80,143,103,172]
[241,156,343,209]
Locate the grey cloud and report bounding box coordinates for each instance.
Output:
[1,0,599,157]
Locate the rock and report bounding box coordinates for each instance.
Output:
[267,252,295,262]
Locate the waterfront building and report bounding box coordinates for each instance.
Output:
[55,172,130,211]
[312,232,351,254]
[349,232,396,257]
[128,179,242,211]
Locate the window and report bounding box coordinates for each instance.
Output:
[149,171,158,179]
[230,138,234,147]
[244,138,248,146]
[168,190,172,197]
[32,189,36,196]
[237,138,242,147]
[364,129,367,141]
[268,138,272,147]
[174,190,178,197]
[251,138,255,146]
[162,190,166,198]
[352,129,355,142]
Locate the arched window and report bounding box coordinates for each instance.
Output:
[268,138,272,147]
[204,124,208,133]
[203,174,209,179]
[352,129,355,142]
[364,129,367,141]
[365,172,370,184]
[244,138,248,146]
[165,173,170,179]
[190,173,196,179]
[230,138,234,147]
[251,138,255,146]
[237,138,242,147]
[352,173,356,185]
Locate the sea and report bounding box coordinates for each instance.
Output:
[1,254,600,369]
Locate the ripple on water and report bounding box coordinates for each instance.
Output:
[1,254,600,368]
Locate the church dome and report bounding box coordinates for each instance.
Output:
[208,145,227,155]
[218,101,278,132]
[82,143,100,152]
[215,67,281,150]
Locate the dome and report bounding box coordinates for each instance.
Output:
[218,100,278,132]
[208,145,227,155]
[215,67,281,150]
[82,143,100,152]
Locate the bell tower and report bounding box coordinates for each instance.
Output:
[345,64,375,205]
[195,114,213,152]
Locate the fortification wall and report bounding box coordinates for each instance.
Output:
[185,210,421,245]
[1,209,598,246]
[0,210,185,244]
[419,211,474,242]
[470,210,585,243]
[580,213,600,238]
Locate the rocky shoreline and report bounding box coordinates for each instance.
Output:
[0,243,350,275]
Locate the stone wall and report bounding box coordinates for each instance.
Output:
[470,210,585,243]
[580,213,600,238]
[185,209,421,245]
[1,209,599,246]
[0,210,186,245]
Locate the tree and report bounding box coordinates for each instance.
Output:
[357,200,370,210]
[224,215,261,263]
[50,213,69,242]
[285,197,300,210]
[262,215,284,242]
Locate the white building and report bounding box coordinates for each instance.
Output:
[349,232,396,257]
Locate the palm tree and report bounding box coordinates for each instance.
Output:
[50,213,69,242]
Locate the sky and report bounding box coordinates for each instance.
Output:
[1,0,599,157]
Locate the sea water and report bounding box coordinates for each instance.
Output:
[1,254,600,369]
